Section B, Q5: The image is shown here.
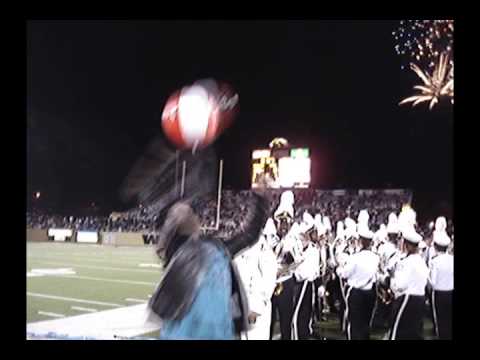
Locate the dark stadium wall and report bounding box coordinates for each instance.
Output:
[27,229,48,242]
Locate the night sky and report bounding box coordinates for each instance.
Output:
[27,20,453,218]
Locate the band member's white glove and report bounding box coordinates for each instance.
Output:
[318,285,326,298]
[327,258,336,269]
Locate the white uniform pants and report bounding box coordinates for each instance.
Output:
[241,302,272,340]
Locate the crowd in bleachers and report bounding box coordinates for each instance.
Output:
[27,190,432,240]
[212,190,415,239]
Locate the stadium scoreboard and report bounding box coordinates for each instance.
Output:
[251,147,311,189]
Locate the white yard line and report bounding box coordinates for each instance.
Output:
[32,253,155,261]
[125,298,147,303]
[71,306,98,313]
[138,263,162,268]
[27,292,123,307]
[55,274,157,286]
[38,311,65,318]
[31,260,159,274]
[27,255,154,266]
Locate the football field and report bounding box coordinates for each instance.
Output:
[27,242,435,340]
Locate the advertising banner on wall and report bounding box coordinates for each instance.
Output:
[48,229,73,242]
[77,231,98,244]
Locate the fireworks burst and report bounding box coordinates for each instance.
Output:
[394,20,454,109]
[399,53,453,110]
[393,20,453,71]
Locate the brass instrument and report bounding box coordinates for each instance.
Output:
[273,229,305,296]
[376,282,394,305]
[376,252,400,305]
[274,282,283,296]
[320,267,333,315]
[273,262,302,296]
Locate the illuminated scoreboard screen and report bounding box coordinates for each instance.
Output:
[251,148,311,189]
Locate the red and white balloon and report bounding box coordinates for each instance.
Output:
[161,79,239,150]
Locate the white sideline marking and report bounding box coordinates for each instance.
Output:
[27,303,162,339]
[71,306,98,313]
[56,275,156,286]
[38,311,65,318]
[27,292,122,307]
[31,260,159,273]
[138,263,161,268]
[27,273,43,277]
[27,268,76,277]
[125,298,147,303]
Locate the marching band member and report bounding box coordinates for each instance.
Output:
[357,209,369,227]
[429,230,453,340]
[373,224,387,254]
[321,216,334,266]
[336,217,358,331]
[235,225,278,340]
[378,213,402,282]
[322,215,337,301]
[324,216,337,272]
[388,226,429,340]
[312,214,324,323]
[274,190,295,221]
[368,224,386,329]
[264,217,280,250]
[423,216,449,326]
[321,216,336,319]
[327,221,345,324]
[338,221,379,340]
[335,220,346,245]
[323,215,333,242]
[312,214,335,323]
[272,221,304,340]
[270,191,299,340]
[291,212,320,340]
[425,216,448,267]
[342,217,358,256]
[374,213,401,331]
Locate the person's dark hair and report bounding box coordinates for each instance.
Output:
[155,203,201,266]
[388,233,398,244]
[403,239,418,253]
[224,192,270,257]
[434,243,448,253]
[359,237,372,249]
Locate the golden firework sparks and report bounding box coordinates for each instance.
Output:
[399,53,453,110]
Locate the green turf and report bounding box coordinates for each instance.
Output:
[27,242,162,324]
[310,312,436,340]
